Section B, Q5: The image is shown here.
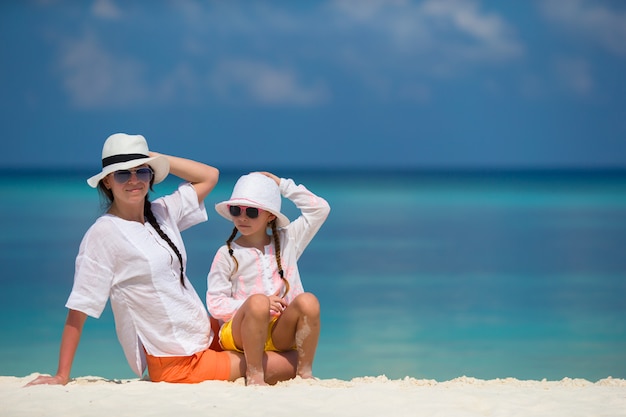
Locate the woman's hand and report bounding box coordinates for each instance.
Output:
[24,309,87,388]
[151,152,219,203]
[25,373,69,387]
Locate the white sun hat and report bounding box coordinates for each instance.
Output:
[87,133,170,188]
[215,172,290,227]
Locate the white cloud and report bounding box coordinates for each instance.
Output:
[209,59,330,106]
[154,63,202,104]
[331,0,523,64]
[58,34,147,108]
[55,26,331,109]
[554,57,594,96]
[331,0,409,21]
[420,0,523,61]
[164,1,525,104]
[54,1,527,108]
[540,0,626,56]
[92,0,122,20]
[327,0,524,97]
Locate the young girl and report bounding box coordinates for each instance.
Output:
[207,171,330,385]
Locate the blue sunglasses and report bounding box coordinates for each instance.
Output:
[113,167,154,184]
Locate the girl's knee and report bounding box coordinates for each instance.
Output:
[293,292,320,315]
[243,294,270,315]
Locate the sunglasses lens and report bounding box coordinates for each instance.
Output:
[136,167,153,182]
[245,207,259,218]
[113,170,131,183]
[229,206,260,218]
[113,167,153,184]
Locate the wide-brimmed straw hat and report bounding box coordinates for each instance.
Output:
[87,133,170,188]
[215,172,290,227]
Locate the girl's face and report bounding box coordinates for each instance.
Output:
[102,164,152,205]
[232,207,276,237]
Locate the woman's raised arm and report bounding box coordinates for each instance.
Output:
[151,152,219,203]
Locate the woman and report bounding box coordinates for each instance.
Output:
[27,133,296,386]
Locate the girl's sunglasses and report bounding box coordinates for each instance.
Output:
[113,167,154,184]
[229,205,262,219]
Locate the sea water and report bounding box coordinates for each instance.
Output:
[0,169,624,382]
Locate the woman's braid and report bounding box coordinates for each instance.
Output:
[144,197,186,287]
[97,177,185,287]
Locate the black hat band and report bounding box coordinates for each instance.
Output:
[102,153,149,168]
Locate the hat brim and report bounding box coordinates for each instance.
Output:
[215,198,290,227]
[87,155,170,188]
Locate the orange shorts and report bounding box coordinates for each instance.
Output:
[145,349,231,383]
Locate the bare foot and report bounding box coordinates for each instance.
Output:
[246,370,268,386]
[296,362,314,380]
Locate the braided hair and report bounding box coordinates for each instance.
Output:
[226,219,289,298]
[98,177,186,287]
[269,219,289,297]
[144,198,185,287]
[226,226,239,271]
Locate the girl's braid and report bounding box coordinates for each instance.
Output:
[270,219,289,297]
[144,197,186,287]
[226,226,239,272]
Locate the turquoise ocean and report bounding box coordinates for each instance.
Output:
[1,169,624,382]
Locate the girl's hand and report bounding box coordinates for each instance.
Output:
[25,373,69,387]
[256,171,280,186]
[269,290,287,315]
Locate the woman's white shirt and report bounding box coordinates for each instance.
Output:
[66,183,209,377]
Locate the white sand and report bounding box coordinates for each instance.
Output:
[2,374,625,417]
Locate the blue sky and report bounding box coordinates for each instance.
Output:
[1,0,625,170]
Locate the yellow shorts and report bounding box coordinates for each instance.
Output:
[219,316,294,353]
[145,349,231,383]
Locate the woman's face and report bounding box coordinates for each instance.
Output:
[102,164,153,205]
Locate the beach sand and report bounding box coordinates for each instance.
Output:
[2,374,625,417]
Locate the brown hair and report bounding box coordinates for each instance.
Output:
[98,176,186,287]
[226,219,289,297]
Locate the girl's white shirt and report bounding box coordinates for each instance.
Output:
[206,178,330,322]
[66,183,209,377]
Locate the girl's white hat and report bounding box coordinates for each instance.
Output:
[215,173,290,227]
[87,133,170,188]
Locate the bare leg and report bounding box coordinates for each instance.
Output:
[231,294,271,385]
[263,350,298,384]
[271,292,321,379]
[226,349,297,385]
